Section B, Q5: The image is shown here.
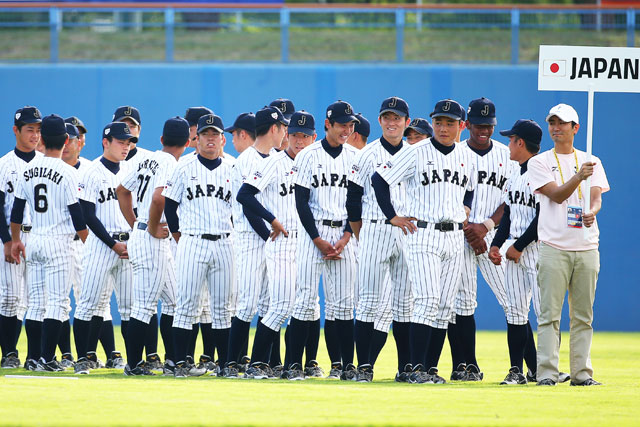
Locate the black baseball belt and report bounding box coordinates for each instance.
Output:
[321,220,343,228]
[416,221,463,232]
[112,232,130,241]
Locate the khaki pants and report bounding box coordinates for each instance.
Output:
[536,243,599,383]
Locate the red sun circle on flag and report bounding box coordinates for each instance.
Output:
[550,63,560,73]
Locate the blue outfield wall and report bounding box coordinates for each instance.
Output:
[0,63,637,331]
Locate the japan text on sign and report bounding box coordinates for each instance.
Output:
[539,45,640,93]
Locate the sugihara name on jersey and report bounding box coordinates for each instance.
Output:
[311,171,348,188]
[477,170,508,190]
[418,166,469,188]
[23,166,65,185]
[185,183,232,202]
[508,189,536,208]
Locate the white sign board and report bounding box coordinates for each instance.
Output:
[539,45,640,93]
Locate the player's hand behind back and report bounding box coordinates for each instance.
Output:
[112,242,129,259]
[488,246,502,265]
[10,241,25,264]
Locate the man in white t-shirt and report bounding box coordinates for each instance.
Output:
[527,103,609,387]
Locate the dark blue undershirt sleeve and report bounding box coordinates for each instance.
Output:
[0,191,10,243]
[490,205,511,248]
[243,206,270,242]
[295,184,319,240]
[463,190,474,210]
[237,184,276,224]
[344,222,352,234]
[80,199,116,248]
[9,197,26,227]
[67,202,86,232]
[164,198,180,234]
[346,181,364,222]
[513,204,539,252]
[371,173,397,220]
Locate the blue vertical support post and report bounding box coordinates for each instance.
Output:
[510,9,520,65]
[281,8,290,63]
[49,7,60,62]
[165,8,175,62]
[627,9,635,47]
[396,9,405,63]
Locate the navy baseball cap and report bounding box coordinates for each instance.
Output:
[197,114,224,134]
[499,119,542,146]
[379,96,409,117]
[14,106,42,125]
[41,114,67,138]
[354,113,370,137]
[430,99,465,121]
[404,118,433,138]
[163,116,190,141]
[65,122,79,139]
[113,106,141,126]
[184,106,214,127]
[225,112,256,134]
[288,111,316,136]
[65,116,86,134]
[467,97,497,126]
[102,122,138,143]
[256,106,290,129]
[269,98,295,120]
[326,101,359,124]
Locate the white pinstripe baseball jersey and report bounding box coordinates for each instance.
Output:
[15,156,80,235]
[349,138,407,220]
[121,150,176,224]
[75,157,93,176]
[0,150,42,227]
[247,150,298,230]
[231,146,270,233]
[377,138,476,223]
[293,141,358,220]
[505,163,538,239]
[460,139,517,223]
[80,159,131,233]
[162,155,233,234]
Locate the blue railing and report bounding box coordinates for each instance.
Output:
[0,3,637,64]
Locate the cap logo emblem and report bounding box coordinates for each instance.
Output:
[33,110,40,119]
[345,105,352,114]
[105,128,111,135]
[271,112,278,120]
[481,105,489,116]
[298,115,306,126]
[15,113,21,120]
[327,110,332,118]
[123,125,130,133]
[442,102,451,112]
[410,119,419,126]
[388,98,397,108]
[72,118,78,125]
[206,116,214,124]
[124,107,132,116]
[281,102,287,113]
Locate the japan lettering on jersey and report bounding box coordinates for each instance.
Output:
[162,155,233,235]
[121,150,175,223]
[293,141,358,220]
[349,138,407,220]
[460,139,517,223]
[231,147,270,233]
[505,166,538,239]
[15,156,80,235]
[376,138,476,223]
[0,150,42,226]
[247,150,298,230]
[80,159,131,233]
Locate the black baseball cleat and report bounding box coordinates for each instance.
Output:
[500,366,527,385]
[106,351,125,369]
[427,367,446,384]
[59,352,75,369]
[124,361,156,376]
[74,357,91,374]
[356,364,374,382]
[395,364,413,383]
[409,364,433,384]
[24,358,44,372]
[526,369,536,383]
[537,378,557,386]
[271,364,284,379]
[304,360,324,378]
[146,353,163,372]
[464,364,483,381]
[39,357,64,372]
[163,360,176,376]
[340,363,357,381]
[174,361,190,379]
[285,363,305,381]
[1,351,21,369]
[196,355,216,373]
[327,362,342,379]
[450,363,467,381]
[86,351,104,369]
[244,362,268,380]
[222,361,240,378]
[238,355,250,374]
[570,378,602,386]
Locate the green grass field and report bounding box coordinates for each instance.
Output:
[0,329,638,426]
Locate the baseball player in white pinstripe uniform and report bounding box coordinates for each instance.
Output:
[285,101,359,381]
[223,106,288,377]
[163,113,235,378]
[373,99,476,384]
[488,119,543,385]
[0,106,42,370]
[347,97,412,383]
[10,114,88,372]
[447,98,515,382]
[72,122,135,374]
[117,117,190,376]
[113,106,151,165]
[236,110,316,380]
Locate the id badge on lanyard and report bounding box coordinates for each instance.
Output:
[567,205,583,228]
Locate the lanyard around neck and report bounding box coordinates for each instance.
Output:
[552,148,582,201]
